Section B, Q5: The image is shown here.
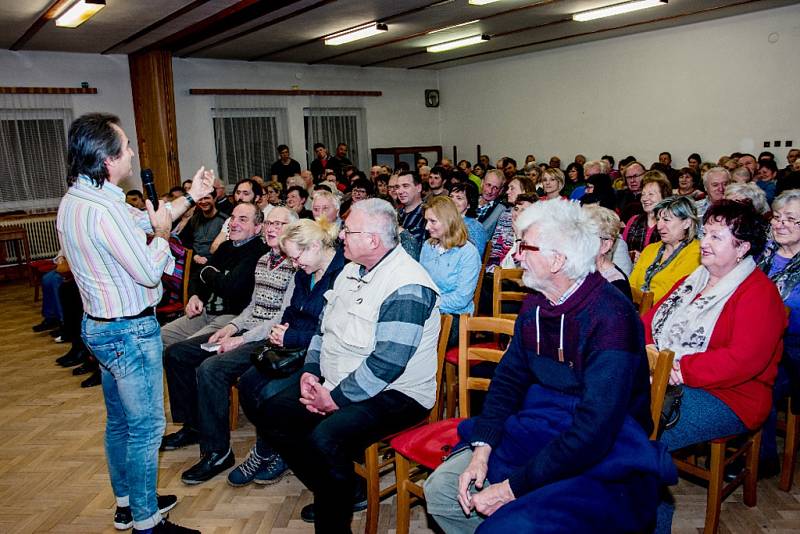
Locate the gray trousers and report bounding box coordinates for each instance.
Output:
[424,448,491,534]
[160,311,235,349]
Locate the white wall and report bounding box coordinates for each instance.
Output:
[171,58,441,181]
[0,49,140,187]
[438,4,800,168]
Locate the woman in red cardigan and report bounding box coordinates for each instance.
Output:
[642,199,785,448]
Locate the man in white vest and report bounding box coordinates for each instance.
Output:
[245,198,441,533]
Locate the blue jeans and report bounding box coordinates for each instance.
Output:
[82,314,166,530]
[41,270,64,321]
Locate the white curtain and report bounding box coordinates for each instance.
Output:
[0,93,73,213]
[305,95,368,171]
[211,94,290,189]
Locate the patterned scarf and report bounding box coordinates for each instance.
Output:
[641,240,690,292]
[757,240,800,299]
[626,214,660,253]
[651,257,756,360]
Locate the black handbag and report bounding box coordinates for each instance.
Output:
[659,384,684,437]
[250,343,306,379]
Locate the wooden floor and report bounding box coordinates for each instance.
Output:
[1,280,799,533]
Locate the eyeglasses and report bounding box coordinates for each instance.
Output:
[264,220,288,228]
[770,214,800,227]
[626,172,644,180]
[517,241,541,254]
[341,225,374,237]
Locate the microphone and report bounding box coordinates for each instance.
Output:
[140,168,158,211]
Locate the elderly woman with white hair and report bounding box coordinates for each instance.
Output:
[424,200,675,533]
[724,181,770,216]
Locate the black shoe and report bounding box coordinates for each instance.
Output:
[72,360,98,376]
[300,494,369,523]
[56,348,87,368]
[133,518,199,533]
[49,327,66,338]
[160,427,200,451]
[114,494,179,530]
[180,449,235,485]
[81,370,102,388]
[33,318,60,332]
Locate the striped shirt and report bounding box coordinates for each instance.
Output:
[57,176,174,318]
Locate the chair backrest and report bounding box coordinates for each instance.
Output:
[492,267,526,320]
[182,249,193,306]
[647,345,675,440]
[631,287,654,315]
[429,314,454,425]
[458,314,516,417]
[472,242,493,314]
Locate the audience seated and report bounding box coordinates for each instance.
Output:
[617,161,646,222]
[694,166,731,220]
[674,167,704,199]
[424,199,674,533]
[209,178,263,254]
[475,169,507,237]
[538,167,566,201]
[161,202,266,348]
[285,185,313,219]
[563,162,585,199]
[270,144,302,187]
[178,193,226,266]
[584,204,633,300]
[486,176,537,275]
[449,182,487,254]
[159,207,298,484]
[499,194,538,269]
[622,170,673,254]
[641,200,785,532]
[725,182,770,216]
[396,171,426,243]
[629,196,701,303]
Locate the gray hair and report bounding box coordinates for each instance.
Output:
[772,189,800,212]
[653,196,700,241]
[731,166,752,183]
[584,160,603,175]
[311,189,341,211]
[702,166,731,189]
[349,198,399,248]
[515,199,600,280]
[724,182,769,215]
[266,205,298,224]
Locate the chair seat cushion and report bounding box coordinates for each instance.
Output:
[390,418,464,470]
[30,259,57,273]
[157,302,184,314]
[445,342,500,365]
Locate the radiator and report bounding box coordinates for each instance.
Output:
[0,214,60,263]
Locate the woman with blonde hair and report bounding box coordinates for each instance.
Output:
[584,204,632,300]
[419,196,481,344]
[539,167,566,200]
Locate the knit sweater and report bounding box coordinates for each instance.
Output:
[629,239,700,303]
[642,269,786,429]
[461,272,651,497]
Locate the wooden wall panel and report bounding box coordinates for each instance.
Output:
[128,50,180,197]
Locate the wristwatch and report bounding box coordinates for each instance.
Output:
[184,193,196,207]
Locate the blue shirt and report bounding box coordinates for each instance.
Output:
[463,216,488,255]
[419,240,481,314]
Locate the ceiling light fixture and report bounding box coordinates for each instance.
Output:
[427,34,490,53]
[428,20,481,34]
[573,0,667,22]
[324,22,388,46]
[55,0,106,28]
[469,0,502,5]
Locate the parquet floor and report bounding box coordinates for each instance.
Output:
[1,280,799,533]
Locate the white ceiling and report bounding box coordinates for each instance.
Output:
[1,0,797,69]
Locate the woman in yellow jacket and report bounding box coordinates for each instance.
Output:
[630,196,701,302]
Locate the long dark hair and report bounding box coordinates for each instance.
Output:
[67,112,124,188]
[449,181,480,218]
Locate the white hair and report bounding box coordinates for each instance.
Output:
[515,200,600,280]
[702,166,731,189]
[724,182,769,215]
[311,189,341,211]
[349,198,399,248]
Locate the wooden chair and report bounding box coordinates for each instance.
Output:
[353,314,453,534]
[491,267,525,321]
[0,226,32,283]
[778,395,798,491]
[631,287,654,315]
[229,385,239,431]
[391,315,515,534]
[156,243,192,323]
[472,242,493,315]
[647,345,674,440]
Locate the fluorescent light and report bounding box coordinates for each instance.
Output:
[55,0,106,28]
[573,0,667,22]
[428,20,481,35]
[324,23,388,46]
[427,34,490,53]
[469,0,501,5]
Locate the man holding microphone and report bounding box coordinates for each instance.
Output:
[57,113,212,534]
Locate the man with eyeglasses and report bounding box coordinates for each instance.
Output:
[424,199,675,533]
[617,161,646,222]
[159,207,297,484]
[246,198,441,532]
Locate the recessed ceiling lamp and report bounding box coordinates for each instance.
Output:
[324,22,388,46]
[573,0,667,22]
[427,34,490,53]
[428,20,481,34]
[469,0,502,5]
[55,0,106,28]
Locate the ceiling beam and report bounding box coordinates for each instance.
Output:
[102,0,212,55]
[0,86,97,94]
[189,88,381,96]
[179,0,336,58]
[133,0,301,54]
[408,0,763,69]
[247,0,445,62]
[9,0,72,51]
[309,0,561,65]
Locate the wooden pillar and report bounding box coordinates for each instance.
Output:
[128,50,180,197]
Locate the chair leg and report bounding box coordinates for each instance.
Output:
[705,441,725,534]
[445,363,457,419]
[363,443,380,534]
[743,431,761,507]
[395,454,413,534]
[229,385,239,431]
[780,406,798,492]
